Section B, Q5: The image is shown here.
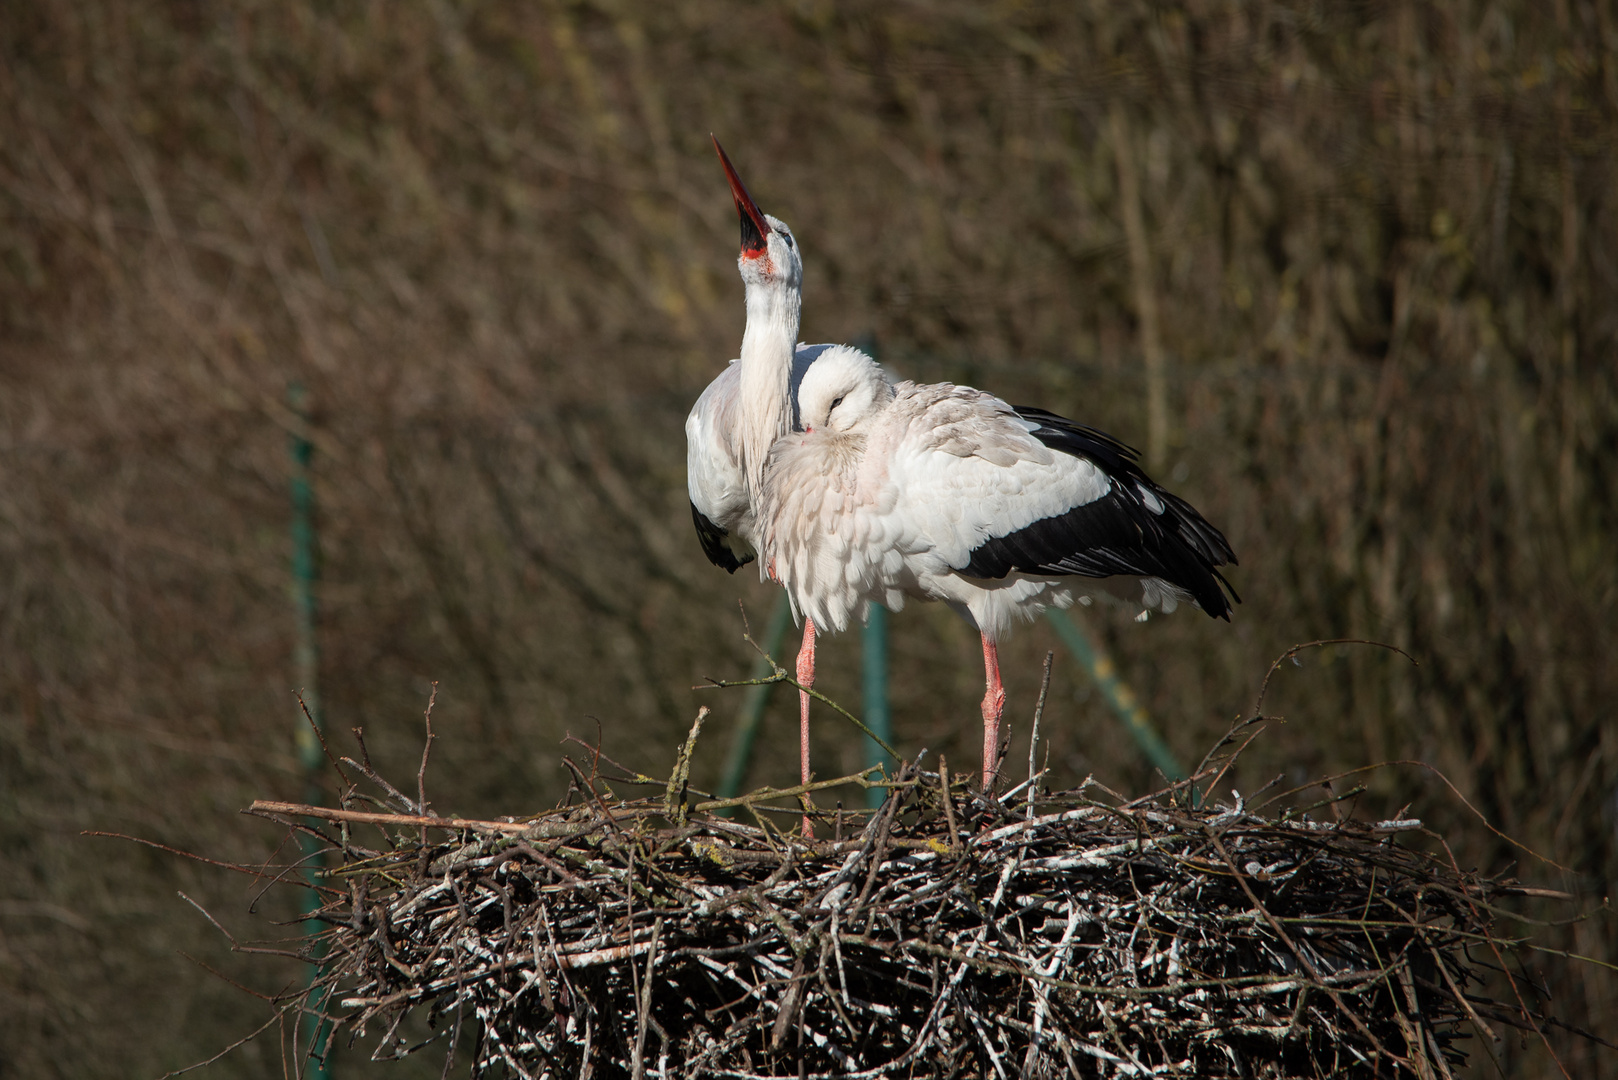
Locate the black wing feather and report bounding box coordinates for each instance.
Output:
[690,501,752,574]
[962,408,1239,619]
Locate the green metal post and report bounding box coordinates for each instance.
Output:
[289,383,333,1080]
[862,605,893,808]
[290,387,322,787]
[1043,608,1186,781]
[716,595,794,801]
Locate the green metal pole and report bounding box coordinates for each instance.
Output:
[716,594,794,800]
[1043,608,1186,781]
[862,605,893,808]
[289,383,333,1080]
[290,387,322,786]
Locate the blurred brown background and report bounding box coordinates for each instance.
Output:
[2,2,1614,1076]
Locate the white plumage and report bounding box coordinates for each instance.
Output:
[685,138,860,824]
[686,343,835,572]
[685,137,827,572]
[760,346,1238,783]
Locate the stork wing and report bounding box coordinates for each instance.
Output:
[686,363,754,572]
[686,343,840,573]
[689,501,751,572]
[887,390,1237,618]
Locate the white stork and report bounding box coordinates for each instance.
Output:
[760,347,1238,786]
[686,137,852,803]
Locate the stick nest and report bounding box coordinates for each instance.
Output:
[250,726,1569,1080]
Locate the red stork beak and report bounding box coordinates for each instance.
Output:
[711,135,771,258]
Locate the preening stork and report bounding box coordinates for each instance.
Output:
[760,347,1238,786]
[686,137,854,802]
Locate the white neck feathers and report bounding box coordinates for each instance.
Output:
[737,275,802,491]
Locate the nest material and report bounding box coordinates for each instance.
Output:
[254,743,1563,1080]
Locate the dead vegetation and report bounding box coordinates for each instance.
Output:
[219,682,1601,1080]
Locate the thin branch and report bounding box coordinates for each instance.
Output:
[1253,639,1417,719]
[699,670,899,762]
[1026,651,1055,821]
[417,681,439,825]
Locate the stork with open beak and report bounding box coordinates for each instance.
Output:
[686,138,844,815]
[760,347,1239,787]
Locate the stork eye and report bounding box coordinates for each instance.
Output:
[829,395,845,412]
[779,231,794,249]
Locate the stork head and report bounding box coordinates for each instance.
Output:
[712,135,803,292]
[795,345,892,436]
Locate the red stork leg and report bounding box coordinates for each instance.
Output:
[980,635,1007,788]
[795,617,818,836]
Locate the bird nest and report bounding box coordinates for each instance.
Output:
[235,705,1582,1080]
